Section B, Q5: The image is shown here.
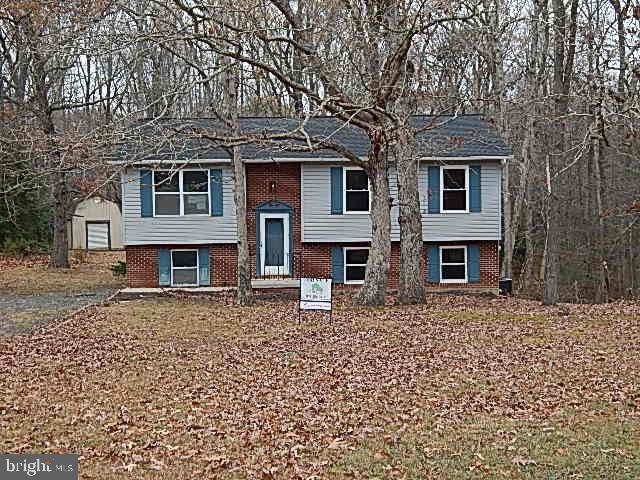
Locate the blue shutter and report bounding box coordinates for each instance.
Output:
[158,249,171,286]
[428,166,440,214]
[469,165,482,212]
[140,170,153,218]
[427,245,440,283]
[198,247,210,286]
[468,244,480,283]
[330,167,343,214]
[210,169,223,216]
[331,246,344,283]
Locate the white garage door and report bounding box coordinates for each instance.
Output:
[86,222,110,249]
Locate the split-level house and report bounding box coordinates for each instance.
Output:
[114,115,511,292]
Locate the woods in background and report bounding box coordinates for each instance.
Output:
[0,0,638,304]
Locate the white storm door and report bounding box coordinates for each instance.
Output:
[260,213,290,276]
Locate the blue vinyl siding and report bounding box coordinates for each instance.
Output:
[198,247,210,286]
[210,169,223,216]
[140,170,153,218]
[301,162,502,243]
[427,166,440,214]
[469,165,482,212]
[331,247,344,283]
[467,244,481,283]
[121,168,237,245]
[158,249,171,286]
[427,245,440,282]
[330,167,343,214]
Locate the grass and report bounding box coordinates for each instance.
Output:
[0,295,638,479]
[0,308,60,334]
[332,415,640,479]
[0,252,125,294]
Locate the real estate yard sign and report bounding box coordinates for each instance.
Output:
[299,278,332,322]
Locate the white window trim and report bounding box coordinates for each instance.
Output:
[440,165,469,213]
[440,245,468,284]
[152,169,211,217]
[343,166,371,215]
[344,246,369,284]
[170,249,199,287]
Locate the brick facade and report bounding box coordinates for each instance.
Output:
[126,246,158,288]
[246,163,302,262]
[424,241,499,290]
[299,241,498,290]
[127,244,237,288]
[125,162,499,291]
[127,241,498,290]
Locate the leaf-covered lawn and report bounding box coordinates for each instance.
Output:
[0,253,125,294]
[0,295,638,479]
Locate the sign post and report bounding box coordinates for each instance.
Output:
[299,278,333,323]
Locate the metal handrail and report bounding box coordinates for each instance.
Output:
[251,251,299,279]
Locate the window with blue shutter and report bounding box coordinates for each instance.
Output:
[427,245,440,282]
[469,165,482,212]
[331,246,344,283]
[428,166,440,214]
[330,167,343,214]
[140,170,153,218]
[198,247,210,286]
[158,249,171,286]
[467,244,481,283]
[210,169,223,216]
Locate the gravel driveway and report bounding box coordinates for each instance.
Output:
[0,288,117,335]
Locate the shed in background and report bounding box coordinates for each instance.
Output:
[68,196,122,250]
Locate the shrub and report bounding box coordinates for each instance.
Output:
[110,260,126,277]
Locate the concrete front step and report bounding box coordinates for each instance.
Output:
[251,279,300,289]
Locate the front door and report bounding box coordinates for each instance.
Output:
[260,213,290,276]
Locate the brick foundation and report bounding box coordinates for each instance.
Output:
[126,241,498,290]
[299,240,498,290]
[126,244,237,288]
[425,241,499,290]
[126,246,158,288]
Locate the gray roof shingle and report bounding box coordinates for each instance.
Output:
[114,114,511,163]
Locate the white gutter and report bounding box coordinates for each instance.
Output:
[108,155,513,166]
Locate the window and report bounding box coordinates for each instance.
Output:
[344,167,370,213]
[171,250,198,286]
[154,170,210,216]
[440,246,467,283]
[344,247,369,284]
[441,166,468,212]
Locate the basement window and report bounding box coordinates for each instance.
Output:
[440,246,467,283]
[171,250,199,286]
[344,247,369,284]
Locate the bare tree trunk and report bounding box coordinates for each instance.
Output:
[232,146,253,305]
[542,0,578,305]
[396,125,425,304]
[50,168,70,268]
[357,151,391,306]
[501,160,513,279]
[223,58,253,305]
[32,49,70,269]
[393,61,425,304]
[593,137,609,303]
